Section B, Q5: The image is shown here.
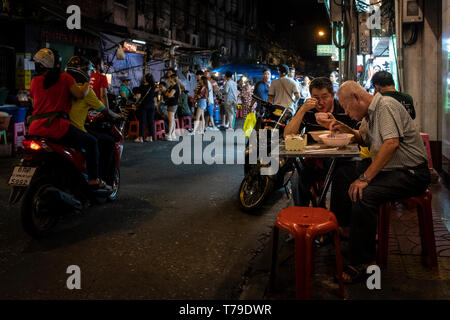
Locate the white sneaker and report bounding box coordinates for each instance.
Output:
[134,137,143,143]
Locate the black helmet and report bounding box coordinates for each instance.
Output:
[65,56,93,83]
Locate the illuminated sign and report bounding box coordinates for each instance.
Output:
[123,42,138,53]
[317,45,333,56]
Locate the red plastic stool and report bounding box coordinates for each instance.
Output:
[420,133,433,169]
[127,121,139,139]
[377,190,438,269]
[269,207,345,300]
[14,122,26,151]
[181,116,192,130]
[153,120,166,140]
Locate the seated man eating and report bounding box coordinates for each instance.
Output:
[330,81,430,283]
[284,77,358,207]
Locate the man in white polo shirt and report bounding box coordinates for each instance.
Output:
[330,80,430,283]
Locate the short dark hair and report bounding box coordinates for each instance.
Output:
[278,64,289,75]
[170,73,178,79]
[201,76,209,87]
[371,71,395,87]
[262,68,270,74]
[167,68,176,74]
[91,56,102,68]
[309,77,334,95]
[159,81,167,87]
[196,70,204,76]
[225,71,233,78]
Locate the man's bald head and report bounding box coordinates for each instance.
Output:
[337,81,368,100]
[337,81,373,121]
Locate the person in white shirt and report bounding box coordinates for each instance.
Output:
[222,71,238,129]
[205,70,219,130]
[298,76,311,106]
[268,64,300,121]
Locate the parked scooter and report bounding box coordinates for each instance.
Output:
[8,112,125,238]
[238,95,295,212]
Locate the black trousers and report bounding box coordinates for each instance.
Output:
[139,107,155,138]
[330,158,372,227]
[87,128,115,183]
[332,161,430,265]
[60,125,99,180]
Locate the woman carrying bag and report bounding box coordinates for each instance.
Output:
[134,74,157,143]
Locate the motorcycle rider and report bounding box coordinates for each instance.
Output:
[65,56,123,187]
[30,49,110,190]
[29,48,89,140]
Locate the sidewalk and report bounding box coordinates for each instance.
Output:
[239,181,450,300]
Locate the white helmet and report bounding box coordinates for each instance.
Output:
[33,48,56,69]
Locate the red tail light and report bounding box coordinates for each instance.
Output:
[23,140,42,151]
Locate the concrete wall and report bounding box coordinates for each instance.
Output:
[402,0,442,169]
[443,0,450,175]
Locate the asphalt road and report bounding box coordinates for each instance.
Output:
[0,129,290,299]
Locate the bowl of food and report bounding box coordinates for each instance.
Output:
[315,112,330,122]
[319,133,354,147]
[309,130,331,142]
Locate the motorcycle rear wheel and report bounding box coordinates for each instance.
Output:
[21,177,59,238]
[238,173,273,213]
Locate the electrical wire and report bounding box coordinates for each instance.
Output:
[402,23,419,46]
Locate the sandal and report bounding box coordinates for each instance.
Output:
[89,179,112,191]
[339,264,369,284]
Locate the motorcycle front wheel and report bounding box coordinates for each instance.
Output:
[21,176,60,238]
[238,173,273,213]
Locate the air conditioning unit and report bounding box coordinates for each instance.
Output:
[330,0,344,22]
[161,28,171,39]
[189,33,199,47]
[402,0,423,23]
[220,46,228,55]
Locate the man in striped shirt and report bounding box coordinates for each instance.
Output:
[329,81,430,283]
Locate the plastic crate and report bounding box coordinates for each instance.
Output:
[0,105,18,123]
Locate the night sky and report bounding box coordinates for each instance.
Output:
[257,0,332,60]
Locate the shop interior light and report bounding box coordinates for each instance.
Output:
[132,39,146,45]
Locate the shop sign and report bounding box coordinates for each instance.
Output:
[15,53,32,90]
[317,45,333,56]
[123,42,138,53]
[41,29,97,48]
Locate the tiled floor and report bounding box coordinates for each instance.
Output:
[241,180,450,300]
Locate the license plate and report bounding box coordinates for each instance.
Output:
[8,167,37,187]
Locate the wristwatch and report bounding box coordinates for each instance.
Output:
[359,173,371,184]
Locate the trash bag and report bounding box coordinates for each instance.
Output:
[243,112,256,139]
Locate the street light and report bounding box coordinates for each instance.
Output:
[318,30,325,37]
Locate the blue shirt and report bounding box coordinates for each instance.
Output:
[120,85,131,99]
[254,80,270,101]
